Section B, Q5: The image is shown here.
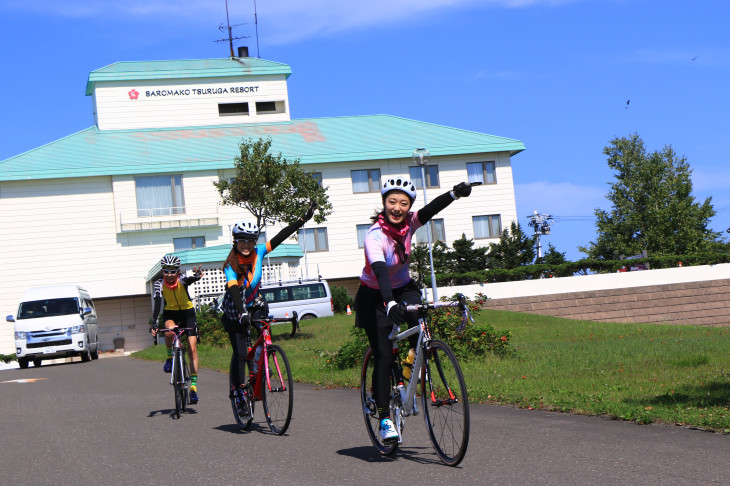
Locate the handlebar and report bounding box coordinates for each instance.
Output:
[389,294,475,339]
[151,326,194,345]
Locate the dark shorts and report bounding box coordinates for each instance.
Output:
[161,308,200,340]
[354,279,422,330]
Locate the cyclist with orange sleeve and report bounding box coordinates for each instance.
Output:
[220,203,316,408]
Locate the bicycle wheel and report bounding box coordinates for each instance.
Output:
[172,350,182,419]
[180,352,189,413]
[262,344,293,435]
[421,339,470,466]
[360,347,398,456]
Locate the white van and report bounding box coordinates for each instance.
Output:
[259,279,334,321]
[6,285,100,368]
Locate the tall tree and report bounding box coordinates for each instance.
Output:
[214,137,332,228]
[488,222,536,269]
[448,233,490,273]
[581,134,719,259]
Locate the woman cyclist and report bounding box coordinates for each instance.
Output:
[221,204,316,410]
[354,177,473,443]
[151,255,204,404]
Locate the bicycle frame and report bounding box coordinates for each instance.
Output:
[246,319,287,401]
[157,327,192,386]
[388,297,473,423]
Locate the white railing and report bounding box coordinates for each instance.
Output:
[118,206,220,232]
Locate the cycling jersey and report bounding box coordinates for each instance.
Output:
[151,274,201,323]
[221,241,272,320]
[360,211,423,290]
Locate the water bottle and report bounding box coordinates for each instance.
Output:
[397,383,406,404]
[402,348,415,380]
[253,345,262,375]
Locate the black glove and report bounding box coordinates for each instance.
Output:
[386,300,406,325]
[452,182,472,198]
[302,201,317,222]
[239,312,251,327]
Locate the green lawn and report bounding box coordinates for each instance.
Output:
[133,310,730,433]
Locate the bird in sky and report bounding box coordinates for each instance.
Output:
[625,99,630,109]
[692,56,697,61]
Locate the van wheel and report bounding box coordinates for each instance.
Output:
[33,359,42,368]
[300,314,316,320]
[18,358,29,369]
[91,344,99,360]
[81,348,91,362]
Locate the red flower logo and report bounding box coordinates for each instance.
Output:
[128,89,139,100]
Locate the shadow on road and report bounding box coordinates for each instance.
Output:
[336,445,440,465]
[147,407,198,419]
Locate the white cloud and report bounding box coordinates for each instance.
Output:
[1,0,581,44]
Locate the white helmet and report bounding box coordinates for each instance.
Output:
[232,221,260,241]
[381,177,417,201]
[160,254,181,269]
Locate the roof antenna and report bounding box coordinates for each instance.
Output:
[253,0,260,58]
[216,0,249,57]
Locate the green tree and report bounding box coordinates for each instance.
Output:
[488,222,536,269]
[581,134,719,259]
[535,243,567,266]
[410,241,448,287]
[448,233,490,273]
[214,137,332,228]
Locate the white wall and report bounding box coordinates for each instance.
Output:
[93,75,290,131]
[439,263,730,301]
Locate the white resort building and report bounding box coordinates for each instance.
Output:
[0,52,525,355]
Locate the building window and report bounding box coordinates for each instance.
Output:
[473,215,502,238]
[255,101,286,114]
[218,102,249,116]
[409,165,439,189]
[311,172,323,187]
[356,224,372,248]
[298,228,329,252]
[135,175,185,217]
[174,236,205,251]
[467,161,496,185]
[351,169,381,193]
[415,219,445,243]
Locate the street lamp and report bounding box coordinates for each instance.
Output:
[412,148,438,302]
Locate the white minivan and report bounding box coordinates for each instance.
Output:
[6,285,100,368]
[259,279,334,321]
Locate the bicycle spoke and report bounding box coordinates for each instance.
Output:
[262,344,293,435]
[422,340,470,466]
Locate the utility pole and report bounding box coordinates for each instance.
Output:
[526,210,553,259]
[215,0,249,57]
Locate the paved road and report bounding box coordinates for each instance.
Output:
[0,356,728,485]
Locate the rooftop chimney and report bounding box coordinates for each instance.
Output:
[237,46,249,58]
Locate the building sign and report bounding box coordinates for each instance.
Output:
[127,85,260,100]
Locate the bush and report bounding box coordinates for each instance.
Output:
[331,285,354,314]
[0,354,16,364]
[329,326,369,370]
[196,305,229,348]
[329,294,515,369]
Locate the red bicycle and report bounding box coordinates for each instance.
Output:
[230,315,295,435]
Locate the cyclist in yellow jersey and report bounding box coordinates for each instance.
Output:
[150,255,204,403]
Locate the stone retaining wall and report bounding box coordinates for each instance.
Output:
[481,279,730,326]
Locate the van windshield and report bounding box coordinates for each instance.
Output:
[18,298,80,319]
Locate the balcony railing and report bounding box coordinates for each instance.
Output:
[118,206,220,232]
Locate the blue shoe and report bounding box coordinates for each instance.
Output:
[236,389,250,416]
[189,390,199,404]
[379,418,399,442]
[163,358,172,373]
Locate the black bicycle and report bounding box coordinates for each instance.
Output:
[154,327,192,419]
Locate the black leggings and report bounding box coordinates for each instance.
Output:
[222,303,269,389]
[355,281,422,418]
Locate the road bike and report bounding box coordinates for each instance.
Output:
[230,315,294,435]
[360,294,473,466]
[154,327,193,419]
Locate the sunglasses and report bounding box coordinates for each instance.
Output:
[235,239,256,244]
[162,269,179,275]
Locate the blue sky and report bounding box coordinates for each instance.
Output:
[1,0,729,260]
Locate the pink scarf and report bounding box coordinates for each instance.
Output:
[378,213,410,263]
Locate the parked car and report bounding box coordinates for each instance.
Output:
[260,278,334,321]
[6,285,100,368]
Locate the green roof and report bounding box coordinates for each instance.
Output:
[145,243,304,281]
[0,115,525,181]
[86,58,292,95]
